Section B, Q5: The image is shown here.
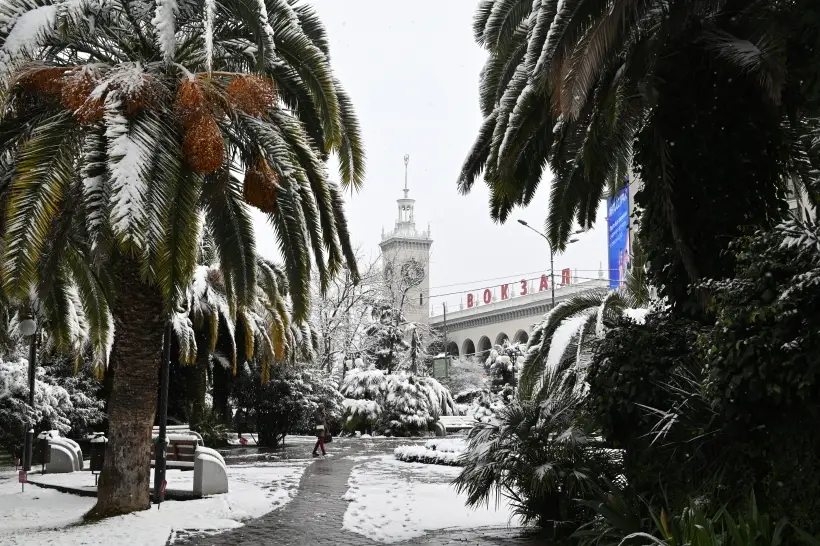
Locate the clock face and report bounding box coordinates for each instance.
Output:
[400,259,425,288]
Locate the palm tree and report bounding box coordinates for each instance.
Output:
[518,288,641,403]
[456,255,649,532]
[460,0,818,253]
[0,165,113,368]
[0,0,364,518]
[518,241,649,402]
[454,359,621,533]
[174,229,315,426]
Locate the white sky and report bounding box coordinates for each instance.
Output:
[253,0,608,315]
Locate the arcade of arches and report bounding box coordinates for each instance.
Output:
[443,329,530,359]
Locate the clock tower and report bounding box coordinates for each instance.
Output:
[379,155,433,326]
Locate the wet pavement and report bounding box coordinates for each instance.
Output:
[171,438,544,546]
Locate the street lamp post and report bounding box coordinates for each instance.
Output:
[19,316,38,473]
[517,220,580,308]
[154,316,173,507]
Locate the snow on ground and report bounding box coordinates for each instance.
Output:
[423,438,465,452]
[0,460,308,545]
[226,433,319,446]
[343,456,519,543]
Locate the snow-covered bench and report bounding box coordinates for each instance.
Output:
[37,430,83,473]
[150,435,201,469]
[438,416,477,432]
[150,428,228,496]
[151,425,204,444]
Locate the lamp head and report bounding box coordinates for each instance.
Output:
[569,238,580,244]
[19,318,37,337]
[517,219,528,226]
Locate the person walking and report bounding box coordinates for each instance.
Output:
[312,407,328,457]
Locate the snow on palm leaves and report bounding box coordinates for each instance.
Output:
[340,359,387,429]
[0,0,365,323]
[518,289,649,403]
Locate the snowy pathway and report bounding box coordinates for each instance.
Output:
[1,438,538,545]
[175,438,539,546]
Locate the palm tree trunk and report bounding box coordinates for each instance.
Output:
[87,257,165,519]
[189,344,209,427]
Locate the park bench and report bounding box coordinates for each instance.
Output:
[438,415,477,432]
[149,426,228,496]
[150,429,202,470]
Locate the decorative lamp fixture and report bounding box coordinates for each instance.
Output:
[19,318,37,337]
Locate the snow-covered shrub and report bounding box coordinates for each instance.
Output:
[454,386,513,424]
[485,340,524,390]
[417,376,458,418]
[439,356,488,393]
[0,357,105,454]
[339,359,457,435]
[340,359,387,433]
[342,399,381,430]
[394,438,466,466]
[382,373,457,435]
[340,359,388,399]
[383,372,433,433]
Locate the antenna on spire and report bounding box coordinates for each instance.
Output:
[403,154,410,198]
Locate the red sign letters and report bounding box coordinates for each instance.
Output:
[465,269,575,308]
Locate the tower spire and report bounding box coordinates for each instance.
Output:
[403,154,410,198]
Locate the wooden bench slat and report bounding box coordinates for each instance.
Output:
[150,439,199,464]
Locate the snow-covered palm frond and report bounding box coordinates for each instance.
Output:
[384,372,433,430]
[519,288,644,403]
[417,376,458,419]
[172,312,197,365]
[104,92,154,250]
[0,0,365,337]
[152,0,178,61]
[460,0,808,257]
[342,397,381,424]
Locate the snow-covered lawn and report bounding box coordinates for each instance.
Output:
[343,456,519,543]
[0,460,308,545]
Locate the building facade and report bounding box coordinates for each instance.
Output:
[379,156,433,326]
[430,279,609,358]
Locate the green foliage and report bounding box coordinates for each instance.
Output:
[518,289,639,402]
[231,362,342,447]
[694,220,820,529]
[460,0,815,255]
[585,313,728,506]
[192,412,229,449]
[701,221,820,415]
[454,370,622,535]
[588,313,701,447]
[577,485,820,546]
[634,36,787,314]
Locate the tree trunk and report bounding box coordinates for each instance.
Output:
[86,257,165,519]
[212,364,232,424]
[189,344,209,428]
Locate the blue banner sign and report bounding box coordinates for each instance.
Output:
[607,187,630,289]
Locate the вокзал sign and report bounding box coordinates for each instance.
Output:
[466,268,572,308]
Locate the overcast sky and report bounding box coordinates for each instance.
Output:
[253,0,608,315]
